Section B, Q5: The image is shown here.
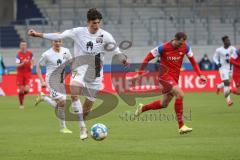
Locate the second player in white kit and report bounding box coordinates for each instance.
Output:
[39,45,72,100]
[36,40,76,134]
[213,36,236,106]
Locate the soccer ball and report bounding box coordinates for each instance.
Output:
[90,123,108,141]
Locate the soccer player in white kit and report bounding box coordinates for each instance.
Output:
[36,40,87,136]
[213,36,236,106]
[28,8,128,139]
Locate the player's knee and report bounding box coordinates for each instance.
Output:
[71,96,79,102]
[176,92,184,99]
[70,81,84,95]
[161,101,169,108]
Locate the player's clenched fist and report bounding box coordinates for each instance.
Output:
[28,29,36,36]
[28,29,42,37]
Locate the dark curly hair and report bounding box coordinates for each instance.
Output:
[175,32,187,41]
[222,35,229,42]
[87,8,102,21]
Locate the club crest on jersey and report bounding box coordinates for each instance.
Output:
[63,53,67,59]
[96,34,103,43]
[86,41,94,51]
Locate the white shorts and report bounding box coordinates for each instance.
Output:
[70,66,103,101]
[219,68,232,81]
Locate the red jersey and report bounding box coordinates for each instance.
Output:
[151,41,193,81]
[16,50,33,74]
[231,48,240,78]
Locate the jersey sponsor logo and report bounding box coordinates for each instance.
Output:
[167,56,181,62]
[86,41,94,51]
[57,59,62,66]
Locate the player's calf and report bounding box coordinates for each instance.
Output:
[18,86,26,108]
[134,93,174,117]
[83,98,94,118]
[56,99,71,133]
[134,100,164,117]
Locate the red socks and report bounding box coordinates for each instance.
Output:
[18,92,25,105]
[174,98,184,128]
[141,100,162,112]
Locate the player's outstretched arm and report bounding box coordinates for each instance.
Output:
[127,51,155,82]
[139,52,155,73]
[188,56,207,84]
[28,29,75,40]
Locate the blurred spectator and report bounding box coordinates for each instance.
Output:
[0,53,7,96]
[199,54,212,70]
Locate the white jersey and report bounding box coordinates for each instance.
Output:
[43,27,121,80]
[39,47,72,83]
[213,46,236,70]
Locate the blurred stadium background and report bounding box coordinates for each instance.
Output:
[1,0,240,67]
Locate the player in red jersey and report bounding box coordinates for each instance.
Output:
[16,40,34,109]
[134,32,207,134]
[230,48,240,95]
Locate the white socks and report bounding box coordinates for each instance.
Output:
[43,96,57,108]
[72,100,86,128]
[223,86,231,102]
[57,106,66,129]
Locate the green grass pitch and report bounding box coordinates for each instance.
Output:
[0,93,240,160]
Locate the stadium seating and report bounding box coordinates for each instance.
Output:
[0,26,21,48]
[1,0,240,65]
[14,0,238,47]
